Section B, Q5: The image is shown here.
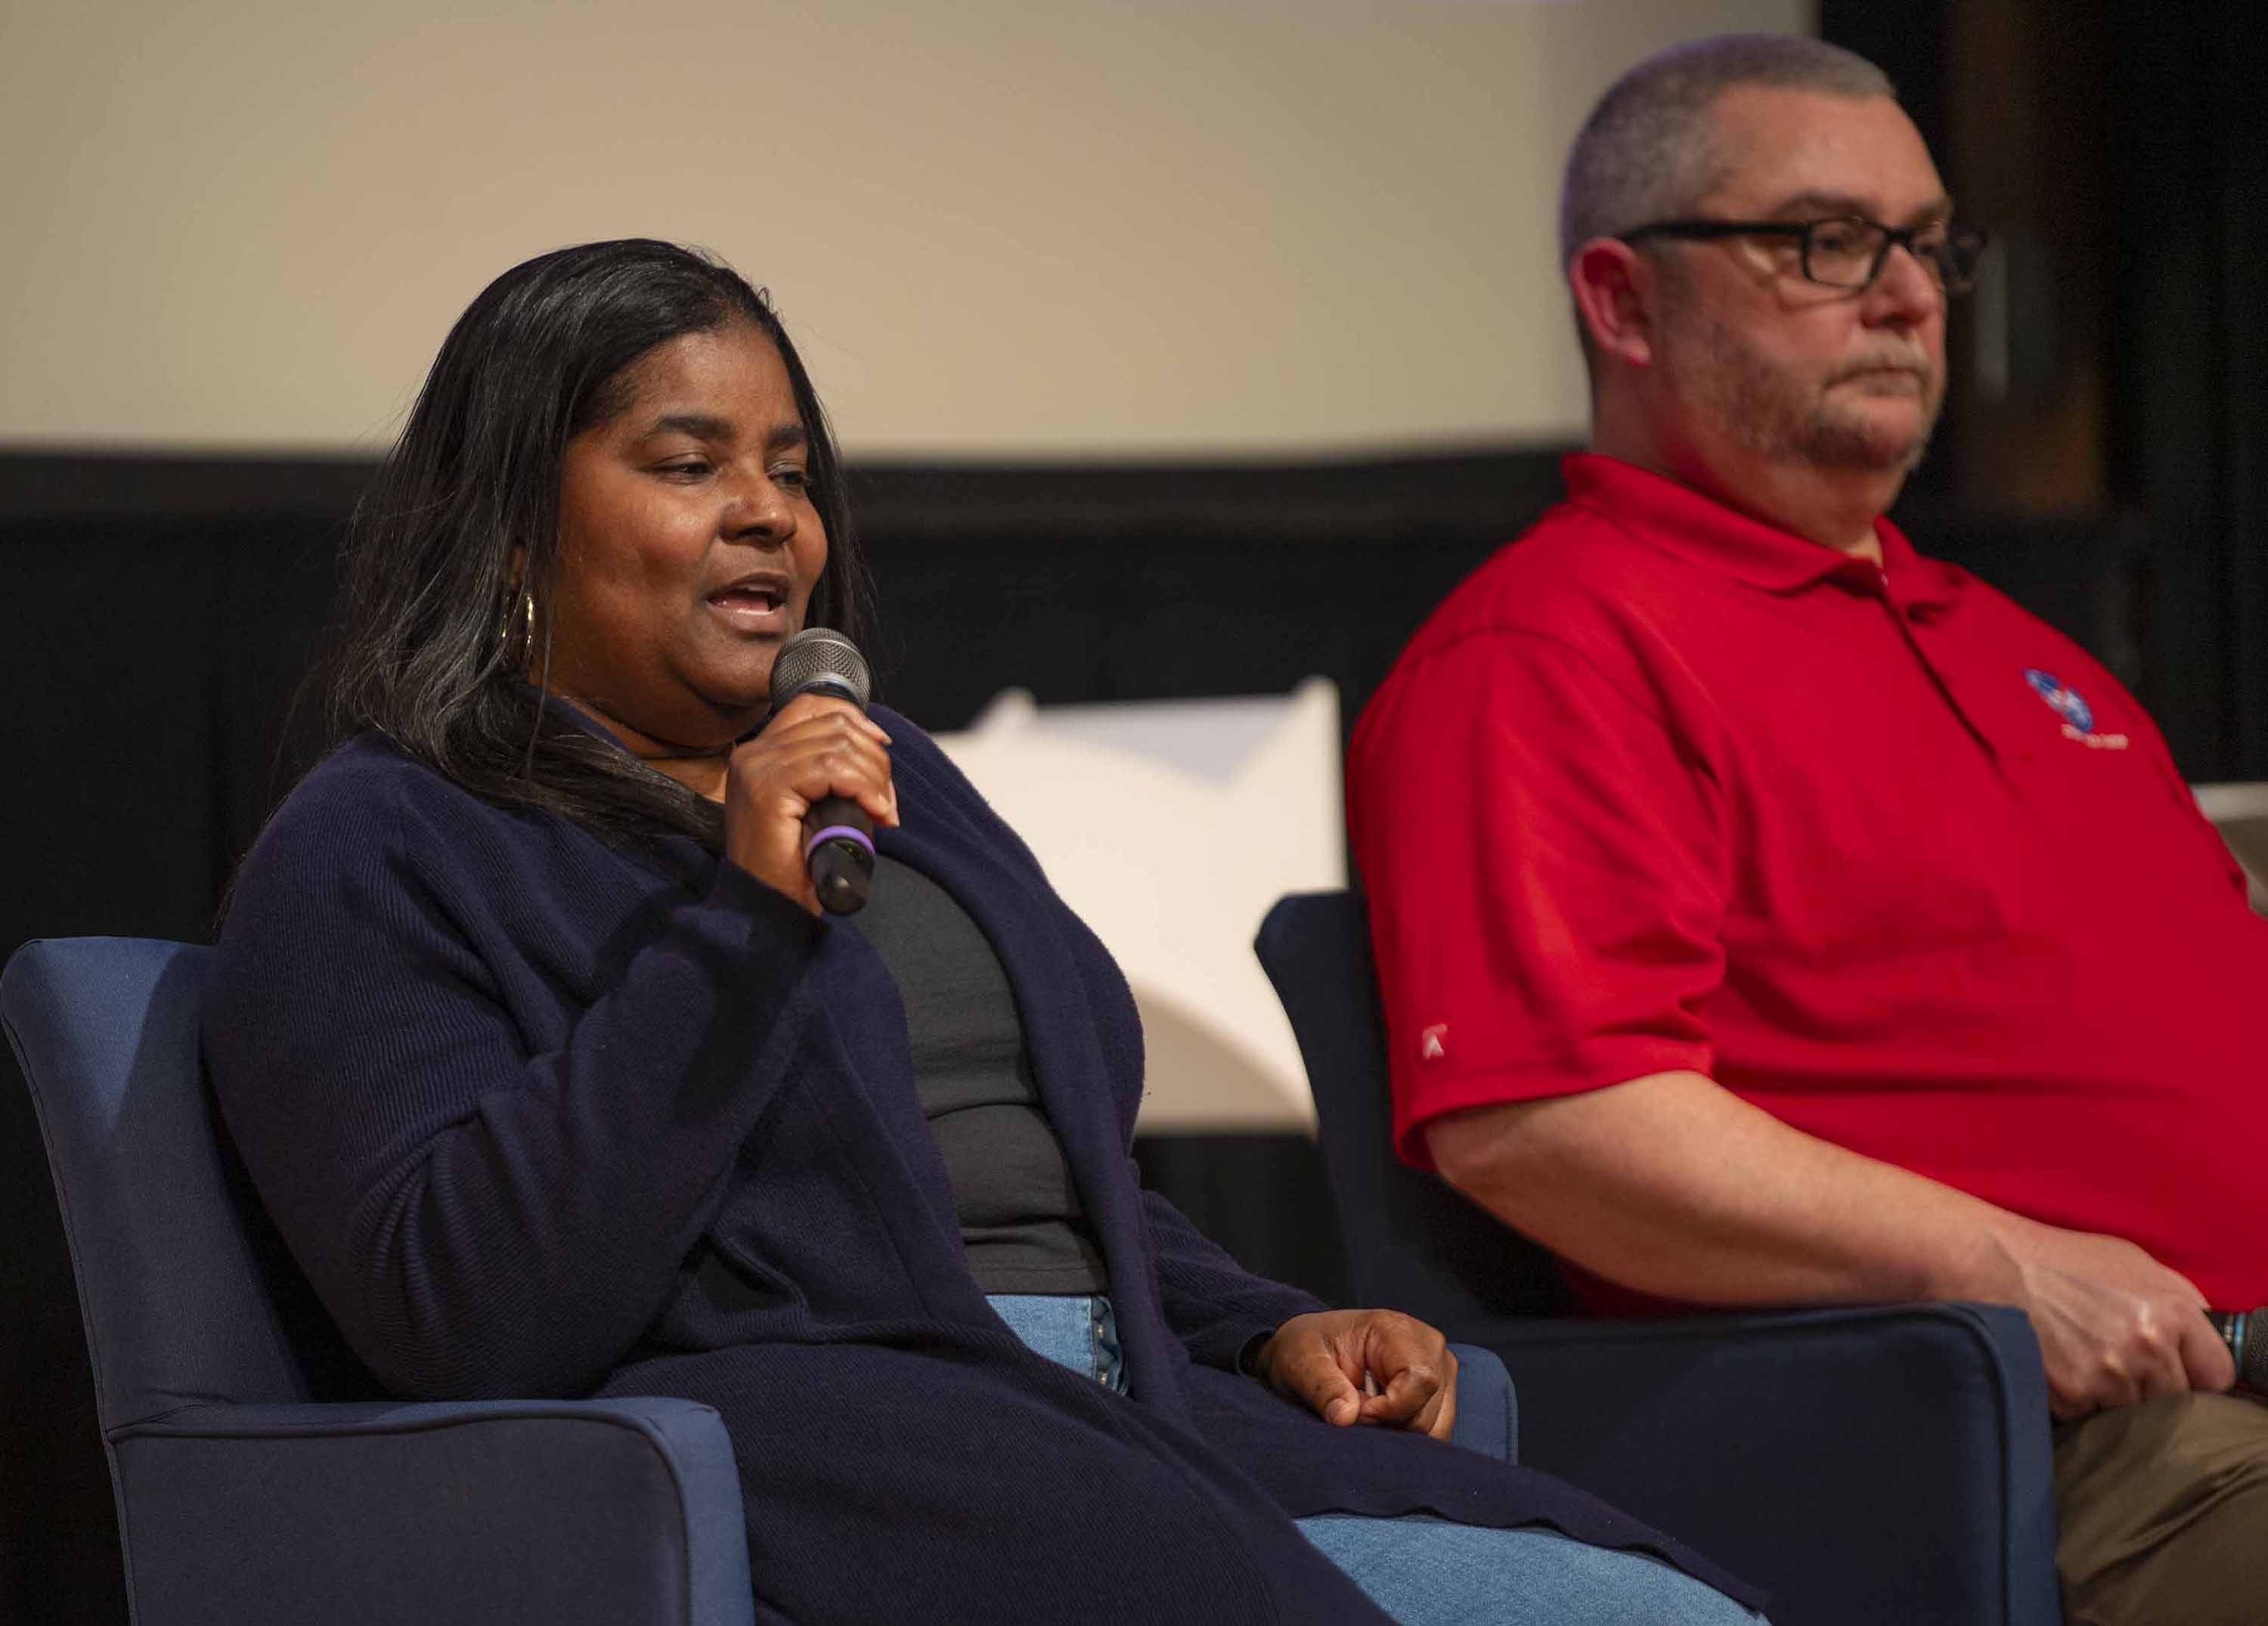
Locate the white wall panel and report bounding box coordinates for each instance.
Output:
[2,0,1809,457]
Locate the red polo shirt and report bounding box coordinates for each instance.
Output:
[1349,452,2268,1310]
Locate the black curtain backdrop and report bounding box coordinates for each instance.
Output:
[1820,0,2268,785]
[2102,2,2268,785]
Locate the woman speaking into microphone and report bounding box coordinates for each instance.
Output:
[204,239,1764,1625]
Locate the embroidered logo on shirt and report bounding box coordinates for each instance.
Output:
[2023,667,2128,749]
[1418,1024,1448,1061]
[2023,667,2094,732]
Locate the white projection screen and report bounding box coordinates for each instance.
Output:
[2,0,1810,460]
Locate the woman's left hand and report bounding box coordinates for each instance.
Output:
[1248,1309,1459,1440]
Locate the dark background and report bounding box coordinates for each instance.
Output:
[5,4,2263,1617]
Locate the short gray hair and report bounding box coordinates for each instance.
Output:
[1559,34,1895,268]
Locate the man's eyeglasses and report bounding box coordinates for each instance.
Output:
[1619,216,1988,296]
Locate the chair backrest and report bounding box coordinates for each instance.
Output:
[2,937,367,1436]
[1255,891,1570,1327]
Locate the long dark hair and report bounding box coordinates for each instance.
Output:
[318,239,871,850]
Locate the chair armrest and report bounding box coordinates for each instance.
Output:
[1444,1342,1517,1463]
[109,1395,752,1626]
[1458,1302,2059,1626]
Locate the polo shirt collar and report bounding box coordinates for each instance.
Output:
[1561,451,1962,612]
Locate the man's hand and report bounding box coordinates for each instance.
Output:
[1991,1223,2235,1418]
[1248,1309,1459,1439]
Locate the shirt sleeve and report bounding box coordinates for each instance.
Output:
[1349,625,1730,1168]
[1135,1174,1330,1370]
[206,770,827,1401]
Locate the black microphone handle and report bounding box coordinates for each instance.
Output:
[768,628,878,915]
[2206,1309,2268,1394]
[803,794,875,915]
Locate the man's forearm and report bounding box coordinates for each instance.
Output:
[1425,1069,2029,1308]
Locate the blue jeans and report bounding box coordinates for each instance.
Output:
[987,1293,1765,1625]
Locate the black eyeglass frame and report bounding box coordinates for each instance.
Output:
[1619,216,1988,295]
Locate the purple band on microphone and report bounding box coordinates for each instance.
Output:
[803,824,875,862]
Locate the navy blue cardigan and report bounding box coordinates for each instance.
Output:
[206,711,1755,1623]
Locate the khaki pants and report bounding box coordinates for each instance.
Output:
[2053,1391,2268,1624]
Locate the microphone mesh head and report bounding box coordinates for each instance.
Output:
[768,627,870,713]
[2243,1310,2268,1394]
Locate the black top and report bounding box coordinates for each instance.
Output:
[848,853,1108,1293]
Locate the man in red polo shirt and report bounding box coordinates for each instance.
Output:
[1349,33,2268,1623]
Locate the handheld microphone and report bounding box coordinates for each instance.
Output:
[767,627,876,915]
[2206,1309,2268,1394]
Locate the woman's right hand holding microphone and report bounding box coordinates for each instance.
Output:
[721,693,897,915]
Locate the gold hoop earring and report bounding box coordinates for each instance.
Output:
[497,584,535,666]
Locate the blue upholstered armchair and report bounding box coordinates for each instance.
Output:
[5,932,1526,1623]
[1256,891,2064,1626]
[2,937,756,1626]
